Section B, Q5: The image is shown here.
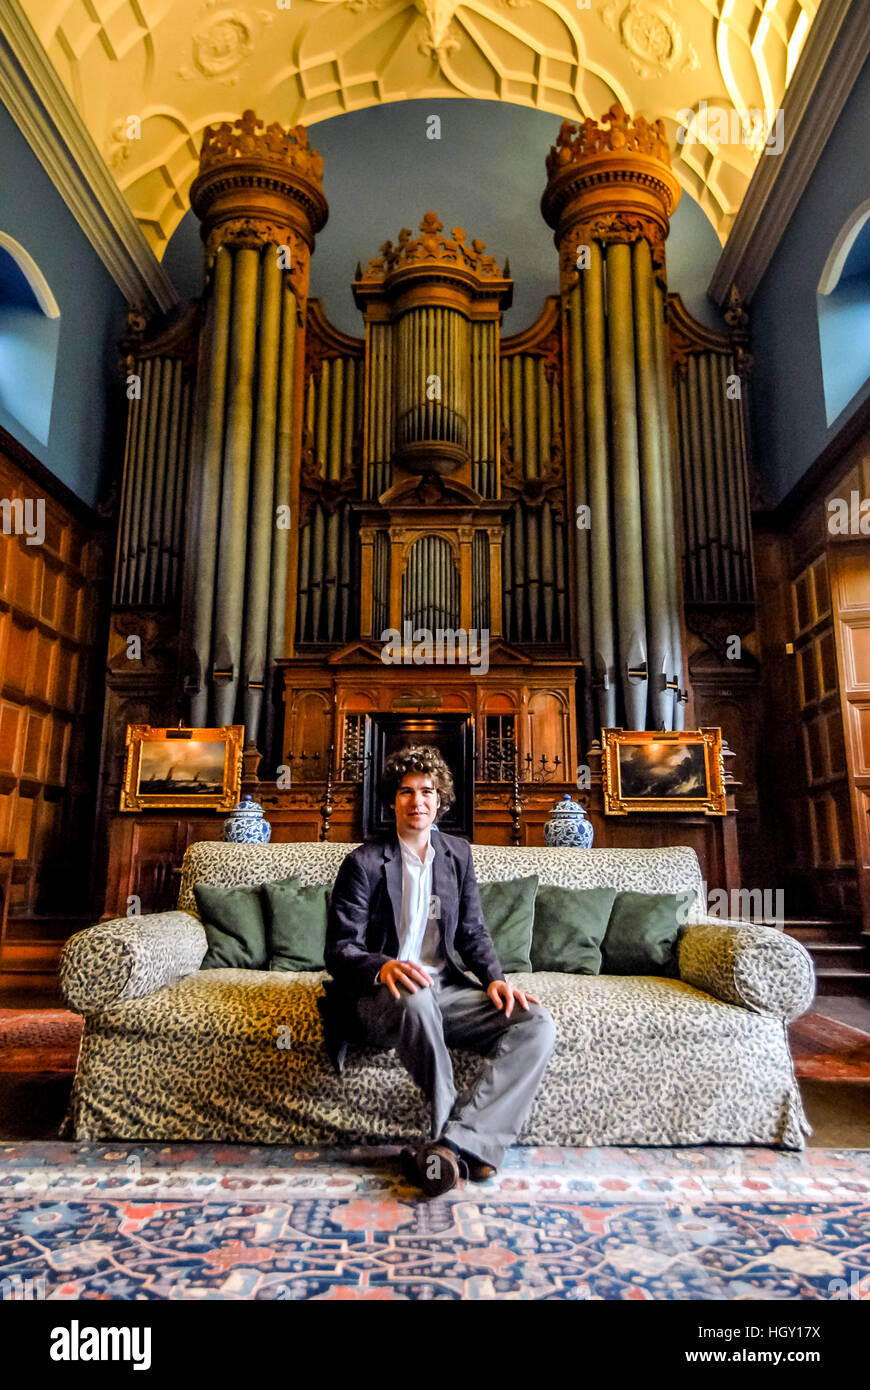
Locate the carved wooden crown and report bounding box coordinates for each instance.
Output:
[361,212,506,283]
[545,103,672,178]
[198,109,324,187]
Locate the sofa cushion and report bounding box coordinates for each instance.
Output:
[478,875,539,972]
[195,883,269,970]
[601,891,684,976]
[531,886,616,974]
[264,876,328,973]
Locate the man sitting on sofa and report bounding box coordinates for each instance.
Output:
[322,744,557,1197]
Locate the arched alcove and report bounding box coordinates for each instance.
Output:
[817,203,870,427]
[0,233,61,446]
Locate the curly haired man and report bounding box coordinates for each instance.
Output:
[321,744,556,1197]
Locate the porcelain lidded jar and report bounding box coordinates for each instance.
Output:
[222,793,272,844]
[543,793,594,848]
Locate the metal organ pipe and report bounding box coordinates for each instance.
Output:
[268,278,296,670]
[190,243,232,722]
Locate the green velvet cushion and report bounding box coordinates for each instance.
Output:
[478,875,539,973]
[264,875,328,973]
[194,882,269,970]
[531,886,616,974]
[601,891,684,977]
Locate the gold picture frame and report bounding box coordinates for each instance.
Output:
[120,725,244,811]
[602,728,727,816]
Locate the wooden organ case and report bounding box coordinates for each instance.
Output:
[98,106,760,915]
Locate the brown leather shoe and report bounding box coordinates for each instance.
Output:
[416,1141,463,1197]
[465,1159,497,1182]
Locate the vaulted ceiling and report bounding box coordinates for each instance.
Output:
[20,0,819,258]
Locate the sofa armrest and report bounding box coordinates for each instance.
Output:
[59,911,208,1016]
[678,917,815,1021]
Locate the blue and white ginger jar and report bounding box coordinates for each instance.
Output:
[544,793,594,848]
[222,793,272,844]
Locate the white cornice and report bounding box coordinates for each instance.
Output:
[709,0,870,307]
[0,0,179,313]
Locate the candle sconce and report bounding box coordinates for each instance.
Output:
[283,750,321,782]
[522,752,562,785]
[339,748,372,783]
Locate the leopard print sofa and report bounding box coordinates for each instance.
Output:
[59,842,815,1149]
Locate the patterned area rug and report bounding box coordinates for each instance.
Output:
[1,1143,868,1300]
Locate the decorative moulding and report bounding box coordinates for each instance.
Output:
[0,0,179,313]
[708,0,870,307]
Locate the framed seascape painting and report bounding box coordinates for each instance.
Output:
[120,726,244,811]
[602,728,727,816]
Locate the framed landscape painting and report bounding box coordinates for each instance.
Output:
[602,728,727,816]
[120,726,244,811]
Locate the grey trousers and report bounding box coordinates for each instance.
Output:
[354,973,557,1169]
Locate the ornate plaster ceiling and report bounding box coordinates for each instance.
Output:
[19,0,819,258]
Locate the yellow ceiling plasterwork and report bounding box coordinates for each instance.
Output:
[20,0,819,257]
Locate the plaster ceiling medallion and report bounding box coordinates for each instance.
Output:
[601,0,697,79]
[177,7,269,85]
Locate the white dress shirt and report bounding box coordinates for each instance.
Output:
[397,833,446,974]
[375,833,446,984]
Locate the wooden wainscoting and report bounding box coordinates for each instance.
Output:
[0,432,109,933]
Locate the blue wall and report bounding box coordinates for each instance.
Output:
[0,98,126,508]
[750,57,870,507]
[0,246,61,445]
[164,97,725,337]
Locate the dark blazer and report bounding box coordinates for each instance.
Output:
[320,829,505,1074]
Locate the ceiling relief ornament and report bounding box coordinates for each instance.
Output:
[415,0,462,61]
[17,0,819,255]
[361,212,505,281]
[177,7,274,85]
[601,0,697,79]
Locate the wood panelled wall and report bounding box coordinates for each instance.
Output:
[754,405,870,925]
[0,431,109,916]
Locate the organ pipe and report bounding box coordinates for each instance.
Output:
[633,237,673,729]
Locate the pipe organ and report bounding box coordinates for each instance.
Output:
[103,103,760,817]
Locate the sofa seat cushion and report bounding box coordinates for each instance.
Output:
[64,969,809,1150]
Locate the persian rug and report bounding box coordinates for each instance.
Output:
[1,1143,868,1301]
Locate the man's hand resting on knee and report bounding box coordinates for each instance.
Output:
[487,980,540,1017]
[378,959,434,998]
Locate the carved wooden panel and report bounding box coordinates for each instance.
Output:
[0,445,107,916]
[526,689,571,775]
[286,690,333,780]
[829,538,870,929]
